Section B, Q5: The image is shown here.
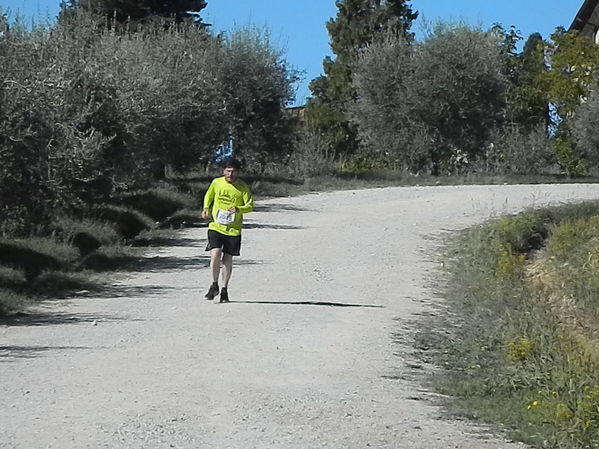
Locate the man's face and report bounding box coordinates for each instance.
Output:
[223,167,239,183]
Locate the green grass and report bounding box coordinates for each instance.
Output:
[92,204,155,239]
[417,200,599,448]
[157,208,205,229]
[29,271,103,297]
[79,244,144,272]
[0,288,31,316]
[52,216,122,256]
[0,237,80,280]
[0,266,26,289]
[0,183,201,315]
[112,185,195,222]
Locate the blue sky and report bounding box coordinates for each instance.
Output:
[0,0,585,105]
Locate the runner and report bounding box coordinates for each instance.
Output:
[201,159,254,303]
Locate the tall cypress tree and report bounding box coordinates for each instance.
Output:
[60,0,207,24]
[306,0,417,157]
[507,32,550,130]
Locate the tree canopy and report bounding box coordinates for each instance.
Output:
[306,0,417,157]
[60,0,208,24]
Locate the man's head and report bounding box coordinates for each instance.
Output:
[222,158,242,183]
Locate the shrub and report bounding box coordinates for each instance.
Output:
[506,337,536,362]
[351,24,508,174]
[421,200,599,448]
[158,209,204,229]
[0,11,299,237]
[92,205,154,239]
[0,237,79,280]
[30,271,100,297]
[0,266,26,289]
[0,288,30,316]
[173,180,210,207]
[480,126,556,175]
[52,216,121,256]
[113,186,194,222]
[215,26,299,171]
[573,86,599,172]
[286,130,336,178]
[79,244,140,272]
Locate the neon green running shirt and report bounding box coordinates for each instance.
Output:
[203,176,254,236]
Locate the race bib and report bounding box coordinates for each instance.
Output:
[215,209,235,226]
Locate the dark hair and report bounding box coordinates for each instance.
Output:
[222,158,242,170]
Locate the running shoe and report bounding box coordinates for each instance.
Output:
[219,288,229,303]
[204,283,219,300]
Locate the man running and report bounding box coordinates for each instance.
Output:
[201,159,254,303]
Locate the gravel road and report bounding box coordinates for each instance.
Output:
[3,184,599,449]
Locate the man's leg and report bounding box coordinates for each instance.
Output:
[210,248,223,283]
[205,248,222,300]
[221,253,233,288]
[219,253,233,303]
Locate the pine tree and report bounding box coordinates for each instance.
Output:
[306,0,417,157]
[60,0,207,24]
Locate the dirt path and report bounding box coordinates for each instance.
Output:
[3,184,599,449]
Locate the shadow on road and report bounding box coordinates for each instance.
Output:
[132,236,205,248]
[123,255,212,272]
[0,344,96,360]
[228,300,383,308]
[0,311,129,327]
[254,203,311,213]
[85,254,264,274]
[244,223,305,230]
[87,284,175,299]
[82,254,211,273]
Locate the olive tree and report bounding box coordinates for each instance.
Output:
[213,27,299,172]
[351,24,509,173]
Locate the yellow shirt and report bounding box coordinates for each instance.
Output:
[203,177,253,236]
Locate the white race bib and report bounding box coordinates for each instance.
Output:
[215,209,235,226]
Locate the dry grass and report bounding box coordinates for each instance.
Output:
[418,201,599,448]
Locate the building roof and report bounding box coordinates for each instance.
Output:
[570,0,599,37]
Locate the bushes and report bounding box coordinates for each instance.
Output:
[0,288,30,316]
[348,23,599,176]
[0,238,79,280]
[113,186,194,222]
[0,9,302,315]
[52,216,121,256]
[0,192,195,314]
[573,86,599,172]
[92,205,154,239]
[0,11,298,234]
[0,266,26,289]
[422,200,599,448]
[351,25,508,174]
[479,126,556,175]
[215,26,299,171]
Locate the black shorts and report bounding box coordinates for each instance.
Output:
[205,229,241,256]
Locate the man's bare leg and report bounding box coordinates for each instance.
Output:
[220,253,233,302]
[210,248,222,283]
[221,253,233,288]
[205,248,222,300]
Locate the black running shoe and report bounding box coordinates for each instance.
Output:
[204,283,219,300]
[219,288,229,303]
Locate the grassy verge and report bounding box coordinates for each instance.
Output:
[417,200,599,448]
[0,185,197,315]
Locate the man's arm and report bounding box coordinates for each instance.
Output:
[202,181,216,219]
[235,188,254,214]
